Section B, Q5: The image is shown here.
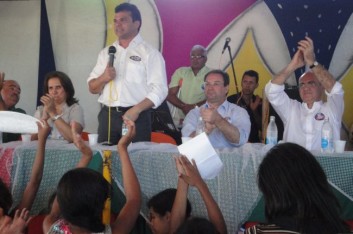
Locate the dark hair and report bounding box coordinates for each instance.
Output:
[242,70,259,83]
[0,179,12,215]
[43,71,78,106]
[56,168,110,233]
[204,69,229,86]
[258,142,349,233]
[176,217,217,234]
[115,3,142,31]
[147,188,192,218]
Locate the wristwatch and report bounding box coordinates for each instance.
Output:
[52,114,62,121]
[309,61,319,69]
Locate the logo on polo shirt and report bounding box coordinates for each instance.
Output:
[130,56,141,61]
[314,112,325,121]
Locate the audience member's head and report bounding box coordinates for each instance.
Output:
[56,167,110,233]
[43,71,78,106]
[298,71,324,104]
[176,217,217,234]
[258,142,349,233]
[147,188,192,234]
[0,179,12,216]
[0,80,21,110]
[190,45,207,72]
[241,70,259,96]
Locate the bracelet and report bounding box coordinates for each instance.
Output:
[52,114,63,121]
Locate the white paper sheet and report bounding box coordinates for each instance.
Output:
[0,111,39,134]
[177,133,223,180]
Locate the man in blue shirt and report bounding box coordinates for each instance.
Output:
[182,70,250,148]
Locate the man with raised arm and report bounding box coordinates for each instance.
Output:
[265,37,344,151]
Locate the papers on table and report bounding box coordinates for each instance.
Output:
[0,111,39,134]
[177,132,223,180]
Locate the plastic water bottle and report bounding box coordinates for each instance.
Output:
[321,118,333,153]
[195,116,204,135]
[266,116,278,145]
[121,122,128,136]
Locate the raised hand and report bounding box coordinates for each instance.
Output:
[297,36,316,65]
[37,120,51,140]
[0,208,30,234]
[118,118,136,148]
[289,50,305,70]
[177,156,203,187]
[71,121,92,155]
[71,121,92,167]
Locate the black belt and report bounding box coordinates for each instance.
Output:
[102,105,132,112]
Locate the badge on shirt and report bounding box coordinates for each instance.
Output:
[130,55,141,61]
[315,112,325,120]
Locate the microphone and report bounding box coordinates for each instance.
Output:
[222,37,231,54]
[108,46,116,67]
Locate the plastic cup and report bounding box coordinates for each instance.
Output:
[88,134,98,146]
[21,134,31,143]
[334,140,346,153]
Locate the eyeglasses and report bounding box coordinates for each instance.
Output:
[299,81,317,89]
[190,55,206,59]
[204,82,224,88]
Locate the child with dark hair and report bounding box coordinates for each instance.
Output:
[176,217,217,234]
[246,142,350,234]
[43,119,141,234]
[170,156,227,234]
[147,188,191,234]
[0,120,51,233]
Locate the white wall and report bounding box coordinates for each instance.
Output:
[0,0,162,133]
[0,1,106,133]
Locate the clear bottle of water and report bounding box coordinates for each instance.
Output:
[321,118,333,153]
[121,122,128,136]
[266,116,278,145]
[195,116,204,135]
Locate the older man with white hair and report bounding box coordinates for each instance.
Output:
[265,37,344,151]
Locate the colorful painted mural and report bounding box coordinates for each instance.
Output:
[104,0,353,133]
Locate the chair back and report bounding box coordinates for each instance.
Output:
[81,131,90,141]
[151,132,177,145]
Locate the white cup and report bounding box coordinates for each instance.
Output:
[181,137,191,144]
[334,140,346,153]
[21,134,31,143]
[88,133,98,146]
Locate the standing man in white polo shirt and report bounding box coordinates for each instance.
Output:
[87,3,168,144]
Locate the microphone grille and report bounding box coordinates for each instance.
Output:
[226,37,231,42]
[108,46,116,54]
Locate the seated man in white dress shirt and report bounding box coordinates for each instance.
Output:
[182,70,250,148]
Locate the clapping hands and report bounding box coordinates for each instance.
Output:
[174,155,203,187]
[71,121,92,167]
